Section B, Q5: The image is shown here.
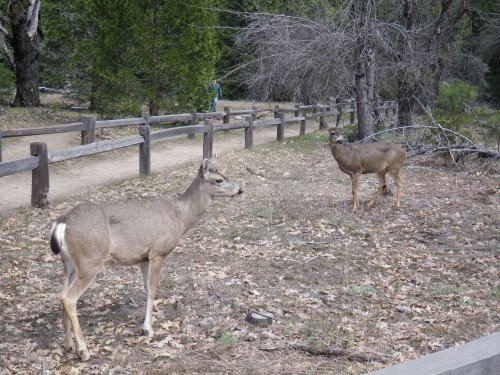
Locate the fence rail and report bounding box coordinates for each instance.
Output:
[0,100,397,208]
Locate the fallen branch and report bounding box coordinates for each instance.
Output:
[260,343,390,363]
[407,145,500,160]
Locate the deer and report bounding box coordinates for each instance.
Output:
[328,125,406,212]
[50,158,242,361]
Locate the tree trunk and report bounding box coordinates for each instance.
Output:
[351,0,376,140]
[395,0,417,127]
[149,0,161,116]
[396,72,417,127]
[397,93,413,127]
[354,47,375,139]
[9,0,42,107]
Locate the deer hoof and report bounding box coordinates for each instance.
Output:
[142,328,154,337]
[78,349,90,361]
[64,344,75,353]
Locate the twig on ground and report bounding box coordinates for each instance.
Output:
[259,343,390,363]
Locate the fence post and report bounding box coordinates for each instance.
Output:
[296,104,306,136]
[319,106,327,129]
[141,108,150,126]
[245,116,254,149]
[139,125,151,177]
[30,142,49,208]
[277,113,285,142]
[273,104,280,122]
[393,101,397,116]
[81,116,96,145]
[0,131,2,162]
[203,119,213,159]
[188,110,197,139]
[223,106,230,134]
[336,102,343,128]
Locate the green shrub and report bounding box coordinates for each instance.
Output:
[485,111,500,149]
[0,62,14,104]
[436,79,477,115]
[432,80,478,140]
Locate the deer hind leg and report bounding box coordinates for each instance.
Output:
[351,174,361,212]
[61,262,76,354]
[142,257,164,337]
[367,172,387,208]
[61,264,101,361]
[391,170,403,209]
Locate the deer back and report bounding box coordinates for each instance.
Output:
[57,198,186,265]
[330,142,406,175]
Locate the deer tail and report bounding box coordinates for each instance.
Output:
[50,222,66,255]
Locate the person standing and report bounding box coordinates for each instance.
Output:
[210,80,222,112]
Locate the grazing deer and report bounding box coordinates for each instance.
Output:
[50,159,242,360]
[328,126,406,212]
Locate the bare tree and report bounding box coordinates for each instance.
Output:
[235,11,351,104]
[234,0,479,137]
[1,0,42,107]
[235,1,378,138]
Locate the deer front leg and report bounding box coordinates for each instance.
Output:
[142,257,164,337]
[367,172,387,208]
[351,174,361,212]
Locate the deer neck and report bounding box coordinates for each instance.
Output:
[330,142,345,160]
[178,177,213,230]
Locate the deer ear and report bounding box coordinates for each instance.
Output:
[202,158,211,178]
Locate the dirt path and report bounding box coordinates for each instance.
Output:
[0,123,314,214]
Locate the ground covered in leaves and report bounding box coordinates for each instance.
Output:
[0,132,498,374]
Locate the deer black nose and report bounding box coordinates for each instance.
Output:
[237,188,243,195]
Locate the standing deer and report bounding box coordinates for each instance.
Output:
[328,126,406,212]
[50,159,242,360]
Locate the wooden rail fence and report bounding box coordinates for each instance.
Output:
[0,101,397,208]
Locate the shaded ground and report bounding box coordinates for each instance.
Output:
[0,132,498,374]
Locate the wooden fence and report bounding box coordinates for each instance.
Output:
[0,101,397,208]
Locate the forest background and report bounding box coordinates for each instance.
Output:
[0,0,499,140]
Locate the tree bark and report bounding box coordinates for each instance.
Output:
[351,0,376,140]
[394,0,417,127]
[397,82,415,127]
[354,47,375,139]
[9,0,42,107]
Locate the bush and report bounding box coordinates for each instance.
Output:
[436,79,477,115]
[0,62,14,105]
[485,111,500,150]
[432,80,478,139]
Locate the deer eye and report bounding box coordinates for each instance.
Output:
[215,178,224,184]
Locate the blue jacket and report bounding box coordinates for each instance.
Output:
[211,82,222,99]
